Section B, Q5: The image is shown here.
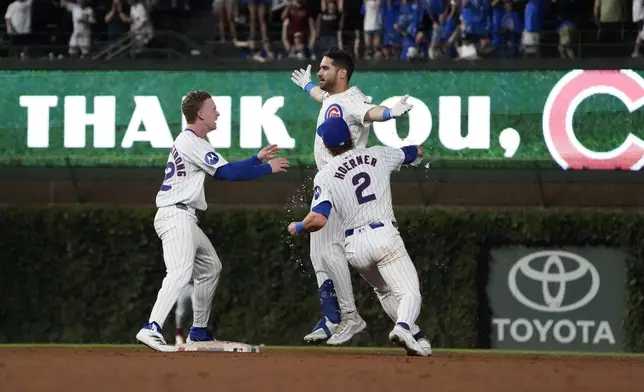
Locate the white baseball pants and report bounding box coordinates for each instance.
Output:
[149,206,222,329]
[344,221,422,328]
[310,208,357,314]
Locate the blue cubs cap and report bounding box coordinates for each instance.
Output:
[317,116,351,148]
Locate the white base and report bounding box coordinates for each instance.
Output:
[176,340,260,353]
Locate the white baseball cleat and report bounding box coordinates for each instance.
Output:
[326,312,367,345]
[136,322,177,352]
[175,334,184,346]
[304,317,338,343]
[389,323,428,357]
[416,337,433,356]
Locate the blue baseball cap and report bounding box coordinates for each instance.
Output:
[317,116,351,148]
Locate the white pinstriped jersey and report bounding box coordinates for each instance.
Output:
[311,146,405,230]
[315,86,377,171]
[155,130,228,211]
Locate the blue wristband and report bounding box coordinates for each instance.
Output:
[295,222,305,233]
[304,82,315,94]
[383,108,392,121]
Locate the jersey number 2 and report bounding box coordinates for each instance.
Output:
[352,172,376,205]
[160,162,176,191]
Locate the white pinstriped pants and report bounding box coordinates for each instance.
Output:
[310,208,357,314]
[344,222,422,327]
[149,207,222,329]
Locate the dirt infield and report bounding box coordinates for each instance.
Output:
[2,347,644,392]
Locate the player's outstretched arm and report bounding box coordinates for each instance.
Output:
[287,199,331,235]
[401,145,424,166]
[213,151,289,182]
[291,64,326,104]
[288,211,328,235]
[364,94,414,123]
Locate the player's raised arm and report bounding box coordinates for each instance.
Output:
[213,145,289,182]
[288,174,333,235]
[371,144,424,173]
[364,94,414,123]
[291,64,326,104]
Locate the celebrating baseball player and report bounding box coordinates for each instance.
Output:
[136,90,289,352]
[287,116,432,357]
[290,48,414,345]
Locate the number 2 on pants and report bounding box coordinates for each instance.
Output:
[352,172,376,205]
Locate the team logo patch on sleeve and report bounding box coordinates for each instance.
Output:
[313,185,321,200]
[324,104,343,119]
[205,152,219,165]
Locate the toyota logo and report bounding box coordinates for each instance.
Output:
[508,251,600,313]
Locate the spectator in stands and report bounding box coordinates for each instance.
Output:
[105,0,129,43]
[414,0,446,58]
[459,0,491,55]
[552,0,576,59]
[632,0,644,57]
[490,0,504,49]
[522,0,544,57]
[500,0,522,57]
[286,30,312,58]
[4,0,32,58]
[281,0,316,58]
[119,0,154,52]
[317,0,342,55]
[594,0,626,49]
[248,0,269,44]
[57,0,95,58]
[382,0,400,58]
[341,0,362,60]
[362,0,383,59]
[392,0,419,59]
[428,5,457,59]
[450,23,479,60]
[213,0,238,42]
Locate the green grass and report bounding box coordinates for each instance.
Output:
[1,344,644,359]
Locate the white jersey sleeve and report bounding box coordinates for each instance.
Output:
[175,134,229,176]
[345,87,377,127]
[311,170,334,211]
[370,145,405,172]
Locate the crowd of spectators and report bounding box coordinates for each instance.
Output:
[2,0,643,60]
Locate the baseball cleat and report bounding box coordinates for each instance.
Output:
[416,337,433,356]
[187,327,215,342]
[136,322,177,352]
[326,312,367,345]
[412,331,433,357]
[304,317,338,343]
[175,334,184,346]
[389,323,428,357]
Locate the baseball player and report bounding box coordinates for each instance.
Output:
[173,283,194,345]
[290,47,414,345]
[136,90,289,352]
[287,116,432,356]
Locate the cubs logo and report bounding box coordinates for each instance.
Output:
[543,69,644,171]
[324,104,343,119]
[205,152,219,165]
[313,185,321,200]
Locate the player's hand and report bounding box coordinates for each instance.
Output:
[287,222,299,236]
[268,157,289,173]
[257,144,280,162]
[291,64,312,90]
[390,95,414,118]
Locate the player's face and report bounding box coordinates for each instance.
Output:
[317,56,339,91]
[199,98,220,131]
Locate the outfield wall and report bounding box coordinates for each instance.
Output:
[0,206,641,353]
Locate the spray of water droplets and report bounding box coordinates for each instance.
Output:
[281,174,315,279]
